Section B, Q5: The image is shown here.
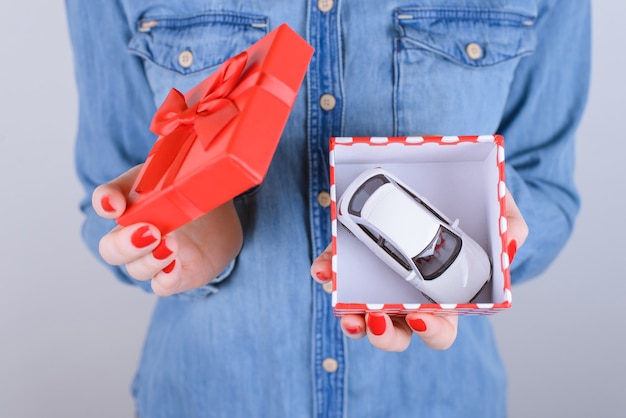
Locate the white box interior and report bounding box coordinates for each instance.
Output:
[332,140,506,306]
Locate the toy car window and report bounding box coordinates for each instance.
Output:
[411,226,461,280]
[381,239,412,271]
[348,175,389,216]
[357,223,379,242]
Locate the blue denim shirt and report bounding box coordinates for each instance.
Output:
[66,1,590,417]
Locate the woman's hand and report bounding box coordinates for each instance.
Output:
[92,165,243,296]
[310,187,528,352]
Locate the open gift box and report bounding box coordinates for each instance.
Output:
[118,24,314,235]
[330,135,512,316]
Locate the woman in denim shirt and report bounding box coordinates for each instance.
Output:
[66,0,590,417]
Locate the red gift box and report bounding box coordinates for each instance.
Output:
[330,135,512,316]
[117,24,314,234]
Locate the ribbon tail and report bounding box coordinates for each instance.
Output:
[135,128,194,193]
[161,130,197,189]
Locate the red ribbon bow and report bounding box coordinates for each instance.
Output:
[136,51,248,193]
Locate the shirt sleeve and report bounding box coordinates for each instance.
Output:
[498,0,591,283]
[65,0,154,291]
[65,1,233,295]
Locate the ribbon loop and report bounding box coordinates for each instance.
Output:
[150,51,248,137]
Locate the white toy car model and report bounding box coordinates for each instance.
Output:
[337,167,491,304]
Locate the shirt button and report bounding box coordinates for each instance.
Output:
[465,43,483,60]
[178,50,194,68]
[322,357,339,373]
[317,0,334,12]
[317,191,331,208]
[319,93,336,111]
[322,280,333,294]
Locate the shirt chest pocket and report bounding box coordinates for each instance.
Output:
[393,7,537,136]
[128,12,269,108]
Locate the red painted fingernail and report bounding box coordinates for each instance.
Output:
[508,239,518,263]
[367,314,386,336]
[316,271,331,282]
[344,324,362,335]
[101,195,115,212]
[162,260,176,274]
[153,240,173,260]
[131,225,157,248]
[408,318,427,333]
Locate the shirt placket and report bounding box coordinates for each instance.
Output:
[307,0,346,417]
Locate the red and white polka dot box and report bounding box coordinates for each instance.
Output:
[330,135,512,316]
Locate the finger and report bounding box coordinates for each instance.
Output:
[151,258,183,296]
[92,183,126,219]
[365,313,412,352]
[91,165,144,218]
[310,243,333,284]
[405,312,458,350]
[340,315,367,339]
[505,189,529,262]
[125,237,177,281]
[98,223,161,266]
[505,188,529,246]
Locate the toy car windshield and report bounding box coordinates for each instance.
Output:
[348,174,389,216]
[412,226,461,280]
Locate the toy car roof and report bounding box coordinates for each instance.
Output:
[360,183,441,255]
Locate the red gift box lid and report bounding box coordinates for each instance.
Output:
[117,24,313,234]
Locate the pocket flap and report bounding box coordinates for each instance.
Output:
[394,7,537,67]
[128,12,269,75]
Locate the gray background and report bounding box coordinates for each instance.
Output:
[1,2,623,417]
